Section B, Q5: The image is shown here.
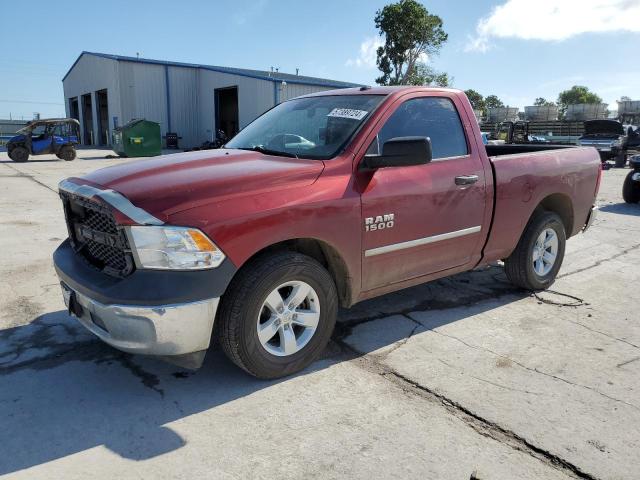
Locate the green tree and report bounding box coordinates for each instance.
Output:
[374,0,448,85]
[464,89,485,113]
[406,63,452,87]
[534,97,555,106]
[556,85,602,118]
[485,95,504,109]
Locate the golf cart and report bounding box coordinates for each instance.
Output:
[7,118,80,162]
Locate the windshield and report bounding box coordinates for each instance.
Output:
[226,95,384,159]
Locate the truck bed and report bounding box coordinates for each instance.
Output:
[485,144,576,157]
[481,145,601,263]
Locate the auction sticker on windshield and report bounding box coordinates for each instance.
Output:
[327,108,369,121]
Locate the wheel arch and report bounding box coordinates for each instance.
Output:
[230,238,354,308]
[535,193,574,238]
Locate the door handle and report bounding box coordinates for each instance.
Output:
[455,175,479,186]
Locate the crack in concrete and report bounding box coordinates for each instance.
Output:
[0,163,58,194]
[333,339,598,480]
[558,242,640,279]
[420,326,640,413]
[561,313,639,351]
[468,375,545,396]
[616,356,640,368]
[383,369,599,480]
[374,323,420,360]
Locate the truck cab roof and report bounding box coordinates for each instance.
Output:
[300,85,462,98]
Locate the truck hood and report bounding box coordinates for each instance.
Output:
[78,149,325,220]
[583,120,624,136]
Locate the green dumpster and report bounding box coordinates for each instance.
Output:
[112,119,161,157]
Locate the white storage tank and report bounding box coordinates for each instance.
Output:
[565,103,608,120]
[524,105,558,121]
[617,100,640,115]
[487,107,519,122]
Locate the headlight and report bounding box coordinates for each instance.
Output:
[126,226,225,270]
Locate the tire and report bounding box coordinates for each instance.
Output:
[623,171,640,203]
[56,146,76,161]
[614,153,626,168]
[504,211,566,290]
[8,146,29,162]
[217,251,338,379]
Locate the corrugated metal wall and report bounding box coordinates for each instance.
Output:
[279,83,334,102]
[118,62,168,133]
[63,54,121,145]
[167,66,199,148]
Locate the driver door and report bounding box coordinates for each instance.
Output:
[360,94,488,291]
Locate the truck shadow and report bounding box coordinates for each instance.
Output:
[599,203,640,216]
[0,265,525,474]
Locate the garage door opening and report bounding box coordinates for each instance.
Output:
[81,93,94,145]
[215,86,239,140]
[69,97,79,123]
[96,89,109,146]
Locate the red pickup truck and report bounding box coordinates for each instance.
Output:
[54,87,600,378]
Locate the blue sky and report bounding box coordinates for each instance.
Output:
[1,0,639,119]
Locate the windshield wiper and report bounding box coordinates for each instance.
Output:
[239,146,298,158]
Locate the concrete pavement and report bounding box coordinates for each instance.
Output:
[0,150,638,479]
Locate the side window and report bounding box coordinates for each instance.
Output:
[374,97,468,159]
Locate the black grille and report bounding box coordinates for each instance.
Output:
[61,191,135,277]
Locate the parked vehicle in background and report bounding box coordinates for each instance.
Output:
[578,119,627,167]
[186,129,229,152]
[494,121,549,144]
[623,155,640,203]
[7,118,80,162]
[52,87,601,378]
[625,125,640,155]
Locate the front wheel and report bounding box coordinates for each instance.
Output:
[504,211,566,290]
[614,153,627,168]
[623,171,640,203]
[217,251,338,379]
[8,146,29,162]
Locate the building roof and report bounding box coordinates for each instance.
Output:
[63,51,363,89]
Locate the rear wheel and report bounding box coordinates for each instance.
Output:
[623,171,640,203]
[8,146,29,162]
[56,146,76,161]
[217,251,338,379]
[504,211,566,290]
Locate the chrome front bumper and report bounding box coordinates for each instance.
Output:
[583,205,599,232]
[61,283,219,358]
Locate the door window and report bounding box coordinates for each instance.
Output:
[371,97,468,159]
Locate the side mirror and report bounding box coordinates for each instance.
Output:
[362,136,432,170]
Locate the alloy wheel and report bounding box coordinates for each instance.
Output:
[256,280,320,356]
[532,228,558,277]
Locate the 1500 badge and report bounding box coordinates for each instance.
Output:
[365,214,395,232]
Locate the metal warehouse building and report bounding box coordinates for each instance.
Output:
[63,51,361,149]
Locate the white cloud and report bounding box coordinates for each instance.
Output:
[346,36,384,68]
[466,0,640,52]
